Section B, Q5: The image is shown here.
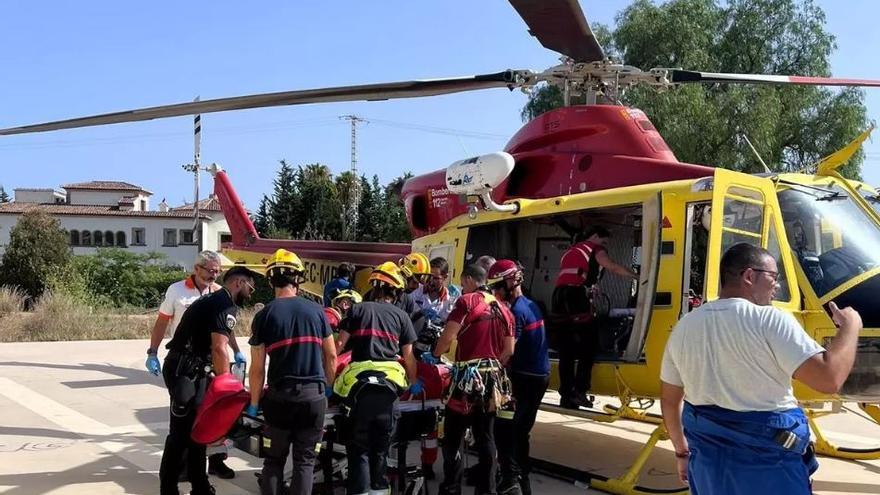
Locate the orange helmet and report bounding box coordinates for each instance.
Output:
[398,252,431,280]
[369,262,406,290]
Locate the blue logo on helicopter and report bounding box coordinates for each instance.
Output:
[462,174,473,184]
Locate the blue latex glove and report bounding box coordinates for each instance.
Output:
[421,351,439,365]
[325,386,334,399]
[234,351,247,366]
[422,307,439,322]
[145,354,161,376]
[408,379,425,396]
[244,404,259,417]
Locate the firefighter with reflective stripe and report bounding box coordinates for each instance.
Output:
[335,262,419,495]
[146,250,243,480]
[488,260,549,495]
[399,252,431,294]
[248,249,338,495]
[427,264,516,495]
[324,289,363,331]
[551,227,637,409]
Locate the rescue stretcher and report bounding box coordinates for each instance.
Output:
[232,398,444,494]
[193,356,450,494]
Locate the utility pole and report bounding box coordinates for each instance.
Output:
[182,97,202,247]
[339,115,368,240]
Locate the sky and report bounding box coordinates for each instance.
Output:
[1,0,879,210]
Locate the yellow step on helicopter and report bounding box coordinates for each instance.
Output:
[4,1,880,493]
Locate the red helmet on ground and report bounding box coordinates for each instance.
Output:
[487,259,523,289]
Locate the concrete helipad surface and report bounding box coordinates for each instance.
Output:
[1,340,879,494]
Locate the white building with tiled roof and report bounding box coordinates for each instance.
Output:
[0,182,231,269]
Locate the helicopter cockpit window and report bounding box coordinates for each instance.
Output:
[779,184,880,298]
[720,186,764,255]
[765,214,792,303]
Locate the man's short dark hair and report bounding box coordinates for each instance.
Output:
[430,257,449,275]
[223,266,257,284]
[337,262,355,279]
[461,264,486,285]
[269,273,298,289]
[574,226,611,243]
[720,243,773,287]
[586,226,611,239]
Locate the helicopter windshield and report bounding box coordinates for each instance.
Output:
[860,189,880,214]
[778,183,880,298]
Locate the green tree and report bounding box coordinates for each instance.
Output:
[295,163,342,240]
[0,186,10,203]
[269,160,298,234]
[334,170,362,241]
[378,174,413,243]
[356,175,384,241]
[253,194,273,236]
[69,249,182,308]
[521,0,869,178]
[0,210,72,298]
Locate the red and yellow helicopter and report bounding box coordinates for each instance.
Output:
[4,1,880,493]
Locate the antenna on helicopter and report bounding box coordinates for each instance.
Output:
[741,133,772,174]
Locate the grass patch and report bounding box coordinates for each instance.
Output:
[0,291,153,342]
[0,286,26,315]
[0,292,258,343]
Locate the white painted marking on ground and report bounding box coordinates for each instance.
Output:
[0,377,248,493]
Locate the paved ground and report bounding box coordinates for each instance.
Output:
[1,340,878,494]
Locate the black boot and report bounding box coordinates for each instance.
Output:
[520,475,531,495]
[207,454,235,479]
[498,476,523,495]
[422,463,435,480]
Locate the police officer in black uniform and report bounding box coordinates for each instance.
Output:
[335,262,420,495]
[158,265,257,495]
[247,249,339,495]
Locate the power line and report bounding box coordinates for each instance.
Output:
[366,117,509,140]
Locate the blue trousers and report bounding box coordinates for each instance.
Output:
[682,403,818,495]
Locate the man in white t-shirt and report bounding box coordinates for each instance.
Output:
[660,242,861,494]
[145,250,245,479]
[410,256,459,323]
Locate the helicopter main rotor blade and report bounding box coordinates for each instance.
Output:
[670,70,880,88]
[0,71,523,136]
[509,0,604,63]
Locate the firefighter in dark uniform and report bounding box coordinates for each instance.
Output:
[247,249,339,495]
[334,262,420,495]
[158,265,257,495]
[552,226,637,409]
[489,259,550,495]
[426,264,516,495]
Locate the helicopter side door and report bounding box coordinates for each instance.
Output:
[705,169,800,310]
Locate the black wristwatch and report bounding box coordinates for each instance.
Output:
[147,348,158,355]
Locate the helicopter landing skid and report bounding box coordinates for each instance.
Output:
[805,403,880,460]
[601,403,663,425]
[588,423,688,495]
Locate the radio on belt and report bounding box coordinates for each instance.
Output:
[444,151,519,218]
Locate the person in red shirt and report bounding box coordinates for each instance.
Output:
[426,264,515,495]
[552,226,638,409]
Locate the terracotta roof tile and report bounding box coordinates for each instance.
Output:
[0,202,207,218]
[62,181,152,194]
[172,196,223,212]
